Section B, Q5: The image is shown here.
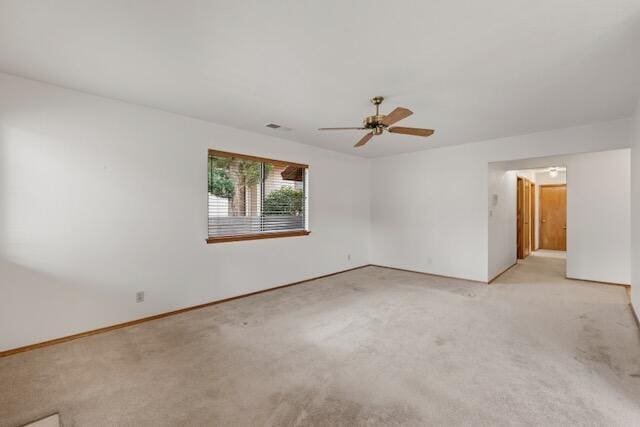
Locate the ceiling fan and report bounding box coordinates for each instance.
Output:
[318,96,434,147]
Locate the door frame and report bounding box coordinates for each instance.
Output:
[538,183,567,251]
[530,182,536,251]
[516,176,535,259]
[523,180,531,257]
[517,177,524,259]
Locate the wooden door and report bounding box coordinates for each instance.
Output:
[530,183,536,251]
[539,184,566,250]
[516,177,524,258]
[516,177,534,259]
[523,181,531,257]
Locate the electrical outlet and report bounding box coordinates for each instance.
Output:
[136,291,144,303]
[347,254,351,261]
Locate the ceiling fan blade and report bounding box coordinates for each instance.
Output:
[318,127,366,130]
[354,132,374,147]
[380,107,413,126]
[388,127,435,137]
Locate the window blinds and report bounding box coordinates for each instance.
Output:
[207,150,308,241]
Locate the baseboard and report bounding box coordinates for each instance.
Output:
[488,262,518,284]
[0,264,370,358]
[369,264,487,284]
[630,302,640,330]
[565,276,631,288]
[21,413,60,427]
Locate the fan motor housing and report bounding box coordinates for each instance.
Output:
[364,115,386,134]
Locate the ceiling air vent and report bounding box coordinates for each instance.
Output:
[265,123,292,131]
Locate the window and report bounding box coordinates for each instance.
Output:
[207,149,309,243]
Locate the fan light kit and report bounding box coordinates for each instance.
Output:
[319,96,435,147]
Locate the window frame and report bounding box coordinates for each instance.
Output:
[206,149,310,244]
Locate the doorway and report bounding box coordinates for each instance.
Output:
[517,176,534,258]
[516,168,566,260]
[539,184,566,250]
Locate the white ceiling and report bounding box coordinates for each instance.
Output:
[517,167,567,174]
[1,0,639,158]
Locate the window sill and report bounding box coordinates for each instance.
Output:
[206,230,310,244]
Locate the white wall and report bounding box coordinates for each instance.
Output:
[632,99,640,314]
[565,151,630,284]
[493,150,631,285]
[0,73,371,351]
[488,168,517,279]
[535,170,567,186]
[1,72,635,352]
[371,118,632,282]
[515,170,535,181]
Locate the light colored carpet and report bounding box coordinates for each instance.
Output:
[531,249,567,259]
[2,257,639,426]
